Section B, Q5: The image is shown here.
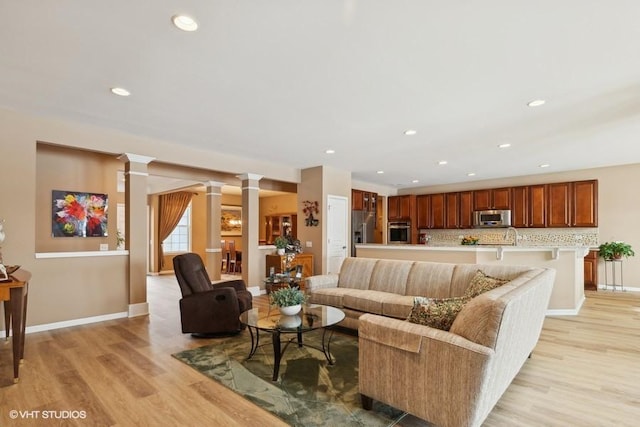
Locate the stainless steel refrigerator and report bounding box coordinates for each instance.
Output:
[352,210,375,256]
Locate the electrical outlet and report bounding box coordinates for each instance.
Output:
[305,241,312,248]
[100,243,109,251]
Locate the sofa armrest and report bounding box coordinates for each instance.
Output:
[305,274,339,291]
[358,313,492,356]
[358,313,495,427]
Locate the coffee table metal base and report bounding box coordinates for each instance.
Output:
[246,326,337,381]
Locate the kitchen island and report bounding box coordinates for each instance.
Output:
[355,244,590,314]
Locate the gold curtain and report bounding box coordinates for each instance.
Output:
[158,191,193,269]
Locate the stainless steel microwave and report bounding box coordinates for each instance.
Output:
[473,210,512,228]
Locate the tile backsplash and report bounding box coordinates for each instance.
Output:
[421,228,598,247]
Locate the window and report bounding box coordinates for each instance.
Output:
[163,204,191,253]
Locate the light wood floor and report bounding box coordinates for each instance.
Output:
[0,276,638,426]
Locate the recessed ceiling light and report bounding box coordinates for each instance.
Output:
[376,170,384,174]
[467,172,476,177]
[325,149,335,154]
[539,163,550,168]
[498,143,511,148]
[411,179,419,183]
[528,99,546,107]
[404,129,417,136]
[438,160,448,165]
[110,87,130,97]
[172,15,198,32]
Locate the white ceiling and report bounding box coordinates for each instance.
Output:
[2,1,640,190]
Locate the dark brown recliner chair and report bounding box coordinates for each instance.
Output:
[173,252,253,337]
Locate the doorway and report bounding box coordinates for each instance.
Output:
[327,195,349,275]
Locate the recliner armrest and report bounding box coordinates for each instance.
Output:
[212,279,247,293]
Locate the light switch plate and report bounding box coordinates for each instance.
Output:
[100,243,109,251]
[306,241,312,247]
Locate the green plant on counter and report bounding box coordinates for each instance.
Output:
[269,286,306,307]
[598,241,635,260]
[274,236,288,250]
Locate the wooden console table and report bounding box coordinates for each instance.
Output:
[265,253,314,278]
[1,268,30,383]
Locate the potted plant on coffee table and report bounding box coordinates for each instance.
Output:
[270,286,306,315]
[598,241,635,260]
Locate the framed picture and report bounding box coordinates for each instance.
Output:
[52,190,108,237]
[221,205,242,236]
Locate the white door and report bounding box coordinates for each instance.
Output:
[327,195,349,274]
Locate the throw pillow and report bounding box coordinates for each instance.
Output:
[406,296,471,331]
[464,270,508,298]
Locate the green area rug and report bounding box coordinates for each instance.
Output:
[172,330,406,426]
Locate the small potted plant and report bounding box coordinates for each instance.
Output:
[270,286,306,315]
[598,241,635,260]
[274,236,288,255]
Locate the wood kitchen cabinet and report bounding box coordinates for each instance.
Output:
[445,192,460,229]
[547,182,572,227]
[473,187,511,210]
[416,194,431,229]
[458,191,474,229]
[388,195,413,220]
[572,180,598,227]
[529,184,547,227]
[511,186,529,228]
[584,250,599,291]
[353,189,377,212]
[430,193,446,229]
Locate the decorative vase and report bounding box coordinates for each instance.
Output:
[278,314,302,328]
[279,304,301,316]
[277,248,285,255]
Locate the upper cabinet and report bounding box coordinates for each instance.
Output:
[511,186,529,228]
[388,195,414,220]
[547,182,572,227]
[409,179,598,230]
[458,191,474,229]
[529,184,547,227]
[473,187,511,210]
[572,180,598,227]
[352,189,377,212]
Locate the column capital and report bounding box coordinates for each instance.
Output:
[203,180,227,188]
[117,153,155,164]
[236,173,263,181]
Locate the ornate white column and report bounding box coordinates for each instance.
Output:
[204,181,226,281]
[238,173,263,287]
[118,153,155,317]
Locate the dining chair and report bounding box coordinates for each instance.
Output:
[227,240,237,273]
[220,240,228,272]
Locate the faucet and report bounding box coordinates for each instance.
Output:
[503,227,519,246]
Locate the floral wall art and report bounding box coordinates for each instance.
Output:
[52,190,108,237]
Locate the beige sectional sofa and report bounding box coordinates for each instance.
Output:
[305,257,555,427]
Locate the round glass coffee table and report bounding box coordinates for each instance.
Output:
[239,304,345,381]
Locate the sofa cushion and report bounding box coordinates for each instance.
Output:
[381,294,416,319]
[464,270,508,298]
[343,290,399,315]
[369,259,413,294]
[406,295,471,331]
[309,287,365,308]
[450,264,533,296]
[405,262,456,298]
[337,258,378,290]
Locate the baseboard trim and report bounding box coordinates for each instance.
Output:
[247,286,264,296]
[546,295,586,316]
[25,311,128,334]
[129,302,149,317]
